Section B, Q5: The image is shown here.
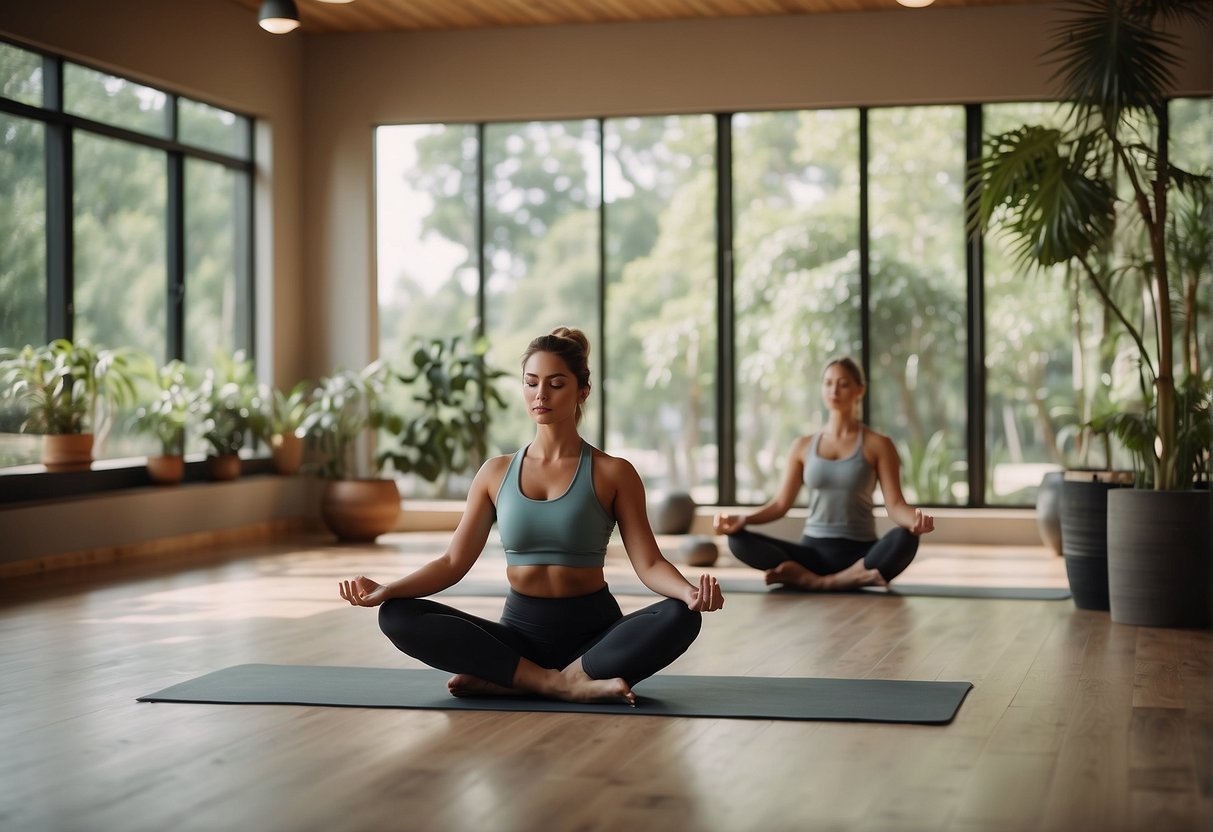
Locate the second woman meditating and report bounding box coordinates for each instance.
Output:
[714,356,935,591]
[339,326,724,706]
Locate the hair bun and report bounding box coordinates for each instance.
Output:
[550,326,589,358]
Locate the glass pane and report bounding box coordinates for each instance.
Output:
[982,102,1093,505]
[1169,97,1213,379]
[375,123,480,496]
[482,120,601,455]
[64,63,168,138]
[185,158,248,366]
[868,106,967,505]
[604,115,717,503]
[179,97,249,158]
[732,109,862,504]
[0,113,45,350]
[0,41,42,106]
[0,112,46,468]
[73,131,166,461]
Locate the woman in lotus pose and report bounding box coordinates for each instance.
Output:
[339,326,723,706]
[714,356,934,591]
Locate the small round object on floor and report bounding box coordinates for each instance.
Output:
[681,536,719,568]
[649,491,697,534]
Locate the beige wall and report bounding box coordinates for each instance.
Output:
[0,0,309,391]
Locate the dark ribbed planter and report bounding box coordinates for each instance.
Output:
[1035,470,1064,556]
[1108,489,1212,629]
[1060,476,1125,610]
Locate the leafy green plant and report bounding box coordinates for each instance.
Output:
[268,380,311,439]
[131,359,197,456]
[970,0,1212,490]
[197,350,265,457]
[302,361,402,480]
[1091,375,1212,488]
[0,339,144,444]
[380,336,508,485]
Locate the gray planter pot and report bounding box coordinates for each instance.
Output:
[1035,470,1064,556]
[1060,478,1119,610]
[1107,489,1212,629]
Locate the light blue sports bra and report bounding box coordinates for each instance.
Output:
[801,430,877,541]
[495,442,616,568]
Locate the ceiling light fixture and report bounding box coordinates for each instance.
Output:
[896,0,936,6]
[315,0,357,4]
[259,0,301,34]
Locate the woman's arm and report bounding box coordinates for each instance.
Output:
[338,457,505,607]
[713,435,810,534]
[870,432,935,535]
[607,456,723,612]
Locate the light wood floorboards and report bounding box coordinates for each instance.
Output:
[1,534,1208,832]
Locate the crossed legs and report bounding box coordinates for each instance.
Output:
[377,589,702,705]
[726,528,919,591]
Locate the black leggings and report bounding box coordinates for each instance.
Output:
[727,527,919,582]
[377,586,702,689]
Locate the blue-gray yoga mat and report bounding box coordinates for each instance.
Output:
[138,664,972,724]
[437,579,1070,601]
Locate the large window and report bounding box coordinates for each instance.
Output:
[0,38,254,469]
[732,110,861,504]
[868,106,968,505]
[605,115,717,503]
[375,97,1211,508]
[482,120,602,454]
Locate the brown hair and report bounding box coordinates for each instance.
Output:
[521,326,592,424]
[823,355,866,387]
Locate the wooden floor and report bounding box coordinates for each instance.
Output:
[1,534,1209,832]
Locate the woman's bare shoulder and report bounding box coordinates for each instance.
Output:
[590,446,639,478]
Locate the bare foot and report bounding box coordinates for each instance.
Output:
[555,665,636,707]
[764,561,827,591]
[447,674,521,698]
[821,561,887,591]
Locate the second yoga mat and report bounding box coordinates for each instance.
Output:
[139,663,973,724]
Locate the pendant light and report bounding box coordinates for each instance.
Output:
[259,0,301,34]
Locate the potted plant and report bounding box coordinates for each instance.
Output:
[264,380,311,476]
[131,359,196,485]
[380,335,508,495]
[196,350,263,481]
[972,0,1212,625]
[301,361,404,542]
[0,338,143,471]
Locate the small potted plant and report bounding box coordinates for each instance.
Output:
[131,359,197,485]
[196,350,263,481]
[263,380,311,475]
[301,361,404,542]
[0,338,144,471]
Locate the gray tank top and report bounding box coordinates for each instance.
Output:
[802,430,877,541]
[495,442,616,568]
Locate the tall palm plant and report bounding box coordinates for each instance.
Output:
[971,0,1211,490]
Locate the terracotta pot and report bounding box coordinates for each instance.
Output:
[321,479,402,543]
[42,433,94,472]
[205,453,242,481]
[270,433,304,475]
[147,454,185,485]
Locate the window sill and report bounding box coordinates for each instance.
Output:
[0,454,275,506]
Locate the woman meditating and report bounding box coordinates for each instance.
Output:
[714,356,934,591]
[339,326,724,706]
